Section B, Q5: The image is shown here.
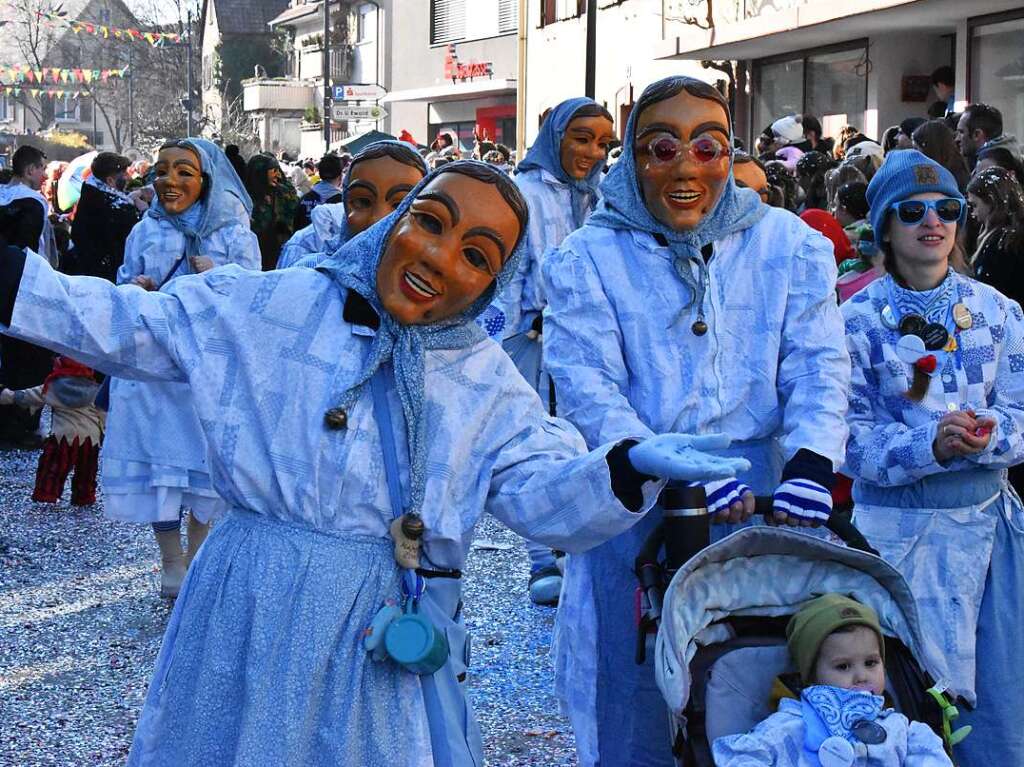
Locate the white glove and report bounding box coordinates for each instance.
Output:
[773,478,832,526]
[628,433,751,482]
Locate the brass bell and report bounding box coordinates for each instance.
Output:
[691,320,708,336]
[324,407,348,430]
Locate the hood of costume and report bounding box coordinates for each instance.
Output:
[800,209,854,265]
[147,138,254,259]
[315,160,528,516]
[517,96,607,228]
[588,76,765,320]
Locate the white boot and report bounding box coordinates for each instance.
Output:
[154,528,186,599]
[185,513,210,569]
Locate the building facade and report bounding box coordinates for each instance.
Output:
[383,0,519,152]
[657,0,1024,147]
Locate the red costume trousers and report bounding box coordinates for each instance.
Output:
[33,436,99,506]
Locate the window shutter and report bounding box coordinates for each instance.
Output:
[430,0,466,45]
[498,0,517,33]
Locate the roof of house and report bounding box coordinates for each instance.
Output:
[202,0,292,37]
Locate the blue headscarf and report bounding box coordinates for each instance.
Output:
[147,138,254,260]
[589,77,765,325]
[329,139,430,251]
[316,160,528,515]
[517,96,607,227]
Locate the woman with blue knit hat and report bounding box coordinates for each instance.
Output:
[104,138,260,599]
[0,159,749,765]
[842,149,1024,765]
[276,140,428,269]
[485,96,616,603]
[542,76,850,766]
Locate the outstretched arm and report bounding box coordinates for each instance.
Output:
[1,248,189,383]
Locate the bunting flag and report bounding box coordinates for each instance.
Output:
[1,83,85,99]
[35,10,182,46]
[0,65,129,84]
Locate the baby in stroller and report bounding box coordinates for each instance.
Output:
[712,594,951,766]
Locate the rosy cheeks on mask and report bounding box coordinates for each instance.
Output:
[633,90,731,232]
[375,173,520,325]
[153,147,203,214]
[345,156,427,236]
[559,115,616,181]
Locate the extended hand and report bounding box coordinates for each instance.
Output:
[701,477,755,523]
[628,433,751,482]
[190,256,215,273]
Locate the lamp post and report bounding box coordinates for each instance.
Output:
[322,0,331,152]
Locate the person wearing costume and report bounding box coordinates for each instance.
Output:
[292,153,345,232]
[0,145,56,447]
[483,96,615,604]
[0,356,104,506]
[104,138,260,599]
[245,154,299,271]
[276,141,428,270]
[542,76,850,767]
[0,159,750,767]
[67,152,142,282]
[842,150,1024,766]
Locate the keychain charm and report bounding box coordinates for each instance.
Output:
[390,512,425,569]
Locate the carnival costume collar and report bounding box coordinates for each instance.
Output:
[147,138,254,260]
[84,173,134,209]
[516,96,606,228]
[316,161,527,517]
[587,77,765,331]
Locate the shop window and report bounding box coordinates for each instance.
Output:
[431,0,466,45]
[969,10,1024,144]
[753,41,867,143]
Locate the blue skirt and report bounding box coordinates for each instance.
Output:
[127,511,431,766]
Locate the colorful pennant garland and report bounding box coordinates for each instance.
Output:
[1,83,86,99]
[0,65,129,84]
[35,10,182,46]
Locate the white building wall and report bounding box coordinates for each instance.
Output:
[866,31,952,139]
[524,0,708,147]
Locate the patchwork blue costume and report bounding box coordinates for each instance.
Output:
[543,77,850,766]
[103,138,260,525]
[1,165,669,766]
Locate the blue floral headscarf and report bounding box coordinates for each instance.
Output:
[316,160,528,515]
[147,138,254,261]
[589,77,765,324]
[517,96,608,227]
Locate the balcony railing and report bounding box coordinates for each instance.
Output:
[242,79,316,112]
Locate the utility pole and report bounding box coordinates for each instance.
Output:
[584,0,597,98]
[322,0,331,152]
[127,46,134,147]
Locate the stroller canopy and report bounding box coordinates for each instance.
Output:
[655,527,953,714]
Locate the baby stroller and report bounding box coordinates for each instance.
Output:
[637,487,967,765]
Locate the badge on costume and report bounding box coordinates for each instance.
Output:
[898,313,927,337]
[953,303,972,329]
[880,305,897,329]
[390,512,425,569]
[896,334,928,364]
[922,322,950,351]
[818,736,855,767]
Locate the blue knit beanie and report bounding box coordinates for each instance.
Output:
[867,149,965,241]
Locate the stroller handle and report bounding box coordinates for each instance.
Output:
[751,496,877,557]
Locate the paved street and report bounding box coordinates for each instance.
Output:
[0,444,577,766]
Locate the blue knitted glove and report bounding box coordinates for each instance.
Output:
[699,478,753,517]
[627,433,751,482]
[773,478,832,525]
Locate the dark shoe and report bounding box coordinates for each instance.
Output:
[528,565,562,606]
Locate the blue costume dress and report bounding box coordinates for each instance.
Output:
[843,271,1024,766]
[2,165,667,766]
[542,79,850,766]
[276,140,429,270]
[102,139,260,525]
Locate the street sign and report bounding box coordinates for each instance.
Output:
[333,83,387,101]
[331,104,388,122]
